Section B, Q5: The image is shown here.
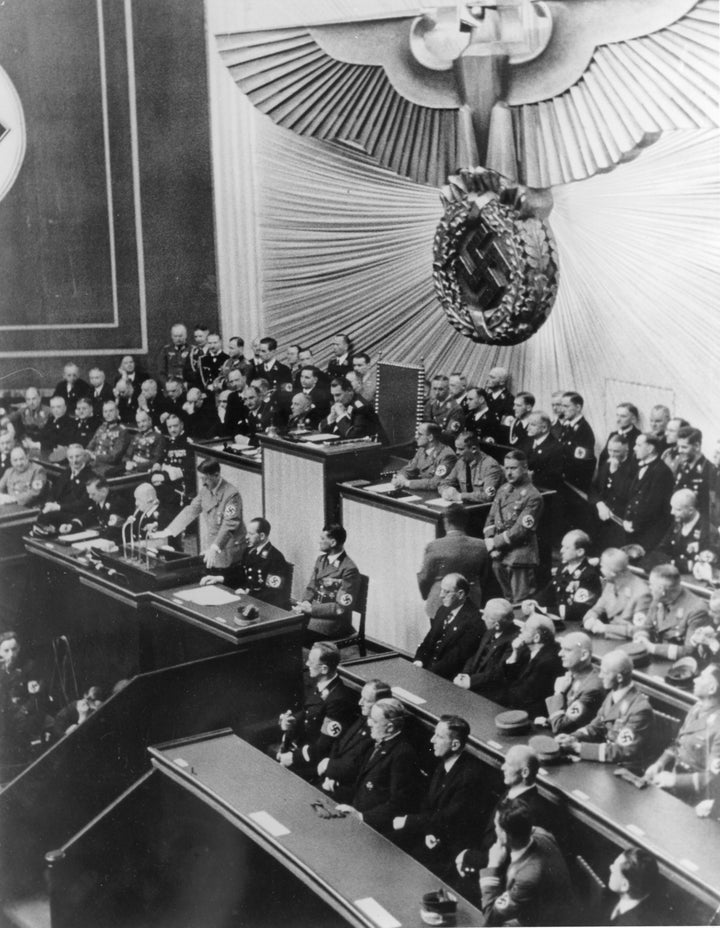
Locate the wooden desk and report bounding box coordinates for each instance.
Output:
[261,435,383,599]
[0,502,39,564]
[149,583,306,665]
[340,655,720,911]
[190,439,263,546]
[131,733,480,928]
[31,452,146,492]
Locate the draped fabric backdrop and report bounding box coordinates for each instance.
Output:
[207,3,719,444]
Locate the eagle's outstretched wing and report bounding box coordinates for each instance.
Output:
[217,0,718,187]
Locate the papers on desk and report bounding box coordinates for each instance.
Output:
[298,433,339,442]
[60,530,100,544]
[354,898,401,928]
[366,481,396,493]
[423,498,452,508]
[174,586,241,607]
[391,685,426,706]
[249,810,290,837]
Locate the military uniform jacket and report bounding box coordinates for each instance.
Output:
[576,684,655,769]
[0,463,48,507]
[480,828,575,927]
[224,392,249,434]
[539,558,602,623]
[583,573,651,634]
[352,734,423,833]
[624,457,674,551]
[522,434,564,491]
[417,531,488,617]
[199,351,229,391]
[465,408,503,445]
[481,388,514,429]
[238,542,290,608]
[402,752,487,859]
[304,551,360,623]
[648,515,718,575]
[123,429,165,470]
[164,478,245,568]
[73,495,129,537]
[158,342,191,383]
[484,477,544,565]
[323,717,374,797]
[545,667,605,734]
[461,626,517,691]
[508,417,529,446]
[320,398,378,440]
[285,408,322,432]
[659,702,720,796]
[559,416,596,491]
[326,354,353,379]
[87,422,131,465]
[414,601,483,680]
[675,454,717,520]
[599,426,641,465]
[39,415,78,452]
[301,385,331,417]
[422,397,464,442]
[641,587,710,659]
[439,452,504,503]
[74,416,100,447]
[399,444,457,490]
[290,676,358,767]
[160,434,194,489]
[11,404,50,441]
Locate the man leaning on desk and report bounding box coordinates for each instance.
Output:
[149,458,245,569]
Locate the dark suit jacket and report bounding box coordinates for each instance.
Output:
[461,626,517,691]
[402,752,487,862]
[417,531,489,617]
[45,464,96,519]
[320,398,379,440]
[353,733,423,833]
[39,415,78,453]
[592,457,636,516]
[522,434,565,491]
[624,457,674,551]
[52,379,91,414]
[89,383,115,417]
[608,895,666,926]
[323,716,374,802]
[599,426,641,466]
[414,601,483,680]
[490,642,563,717]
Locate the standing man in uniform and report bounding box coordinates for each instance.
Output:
[154,414,195,507]
[157,323,191,385]
[675,426,717,521]
[152,459,245,569]
[484,450,544,602]
[481,367,514,441]
[296,523,360,638]
[623,433,674,552]
[423,375,465,445]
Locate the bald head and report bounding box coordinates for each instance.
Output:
[599,548,629,580]
[599,649,633,689]
[559,632,594,671]
[670,489,698,524]
[134,483,158,511]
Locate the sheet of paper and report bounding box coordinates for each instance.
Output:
[249,810,290,837]
[174,586,241,607]
[354,898,401,928]
[391,686,426,706]
[366,482,396,492]
[298,433,339,442]
[62,530,100,543]
[72,538,117,553]
[423,497,452,508]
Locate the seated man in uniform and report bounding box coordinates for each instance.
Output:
[319,377,380,440]
[583,548,651,639]
[0,446,48,508]
[483,450,544,603]
[479,797,576,927]
[413,573,484,680]
[285,392,322,432]
[454,598,517,695]
[528,529,602,624]
[202,517,290,609]
[151,458,245,570]
[644,663,720,806]
[123,409,165,473]
[276,642,357,777]
[534,631,604,734]
[606,848,663,926]
[86,400,131,477]
[295,523,360,639]
[62,475,128,540]
[392,715,487,882]
[9,387,50,448]
[630,563,710,660]
[392,422,457,492]
[439,431,504,504]
[417,504,488,619]
[556,649,655,774]
[336,697,424,838]
[317,678,392,803]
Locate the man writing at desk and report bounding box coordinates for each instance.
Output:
[150,459,245,569]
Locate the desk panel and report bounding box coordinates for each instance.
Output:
[340,655,720,910]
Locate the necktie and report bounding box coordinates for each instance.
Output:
[465,462,473,492]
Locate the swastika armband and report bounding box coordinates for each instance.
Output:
[616,727,635,747]
[521,514,535,529]
[338,592,353,607]
[574,588,590,603]
[266,574,282,588]
[320,718,343,737]
[435,464,447,477]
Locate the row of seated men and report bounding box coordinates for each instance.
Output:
[267,639,719,925]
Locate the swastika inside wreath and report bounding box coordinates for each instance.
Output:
[433,167,559,346]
